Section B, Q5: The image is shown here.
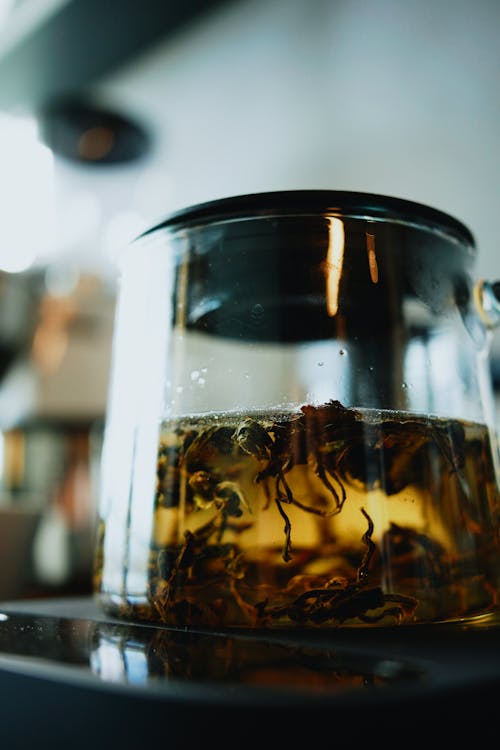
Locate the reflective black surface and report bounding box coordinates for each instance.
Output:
[0,597,498,746]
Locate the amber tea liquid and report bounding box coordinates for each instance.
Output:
[95,401,500,629]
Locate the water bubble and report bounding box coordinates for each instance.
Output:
[190,370,200,381]
[198,378,206,386]
[176,386,184,394]
[402,382,408,389]
[317,362,324,367]
[339,349,346,356]
[201,367,208,374]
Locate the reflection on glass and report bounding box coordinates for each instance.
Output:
[89,623,425,695]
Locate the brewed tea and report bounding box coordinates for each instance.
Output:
[95,401,500,628]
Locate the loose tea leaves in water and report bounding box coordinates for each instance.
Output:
[95,400,500,629]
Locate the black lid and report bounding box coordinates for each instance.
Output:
[142,189,475,248]
[139,190,475,345]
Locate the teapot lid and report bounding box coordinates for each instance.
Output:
[144,190,475,248]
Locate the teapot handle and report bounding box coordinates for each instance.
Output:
[474,280,500,329]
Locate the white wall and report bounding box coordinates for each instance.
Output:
[91,0,500,285]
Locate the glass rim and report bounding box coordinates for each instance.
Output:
[139,189,476,249]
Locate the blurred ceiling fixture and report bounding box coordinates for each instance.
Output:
[38,98,151,166]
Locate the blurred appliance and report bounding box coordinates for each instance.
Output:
[0,271,42,385]
[0,271,114,599]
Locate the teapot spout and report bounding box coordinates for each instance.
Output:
[474,280,500,330]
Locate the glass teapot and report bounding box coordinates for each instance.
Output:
[94,190,500,630]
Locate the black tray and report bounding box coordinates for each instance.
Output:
[0,597,498,747]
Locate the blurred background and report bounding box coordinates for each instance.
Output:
[0,0,498,601]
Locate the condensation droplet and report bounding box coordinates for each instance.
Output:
[190,370,200,381]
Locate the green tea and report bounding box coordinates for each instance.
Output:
[95,401,500,629]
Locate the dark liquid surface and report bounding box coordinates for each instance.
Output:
[95,401,500,629]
